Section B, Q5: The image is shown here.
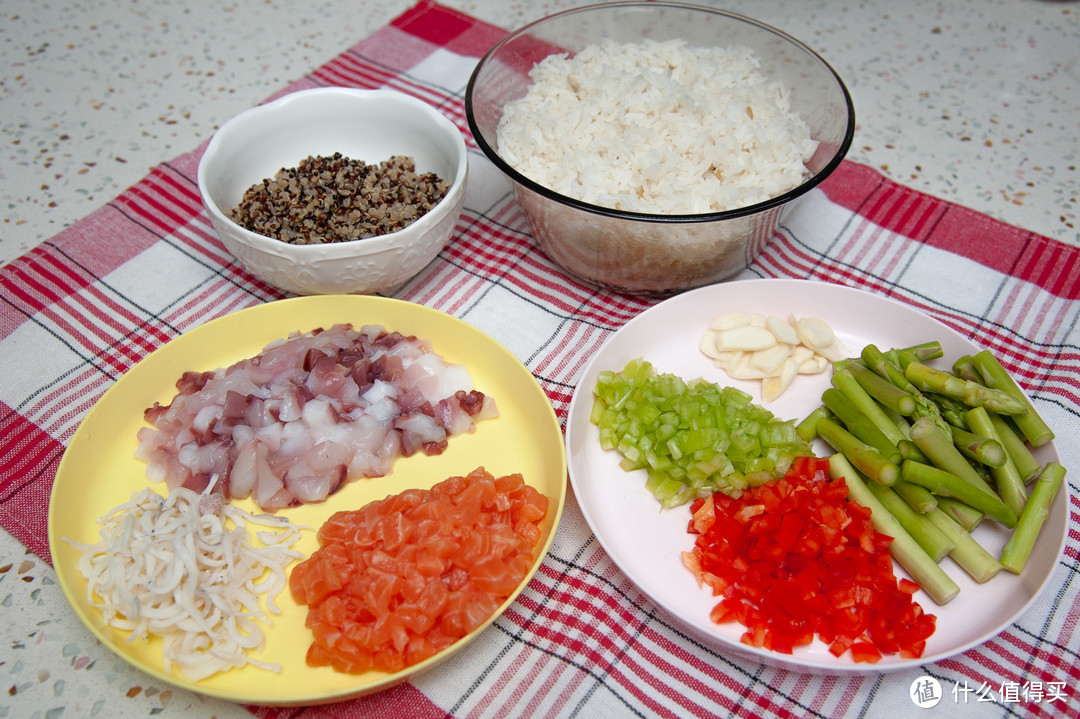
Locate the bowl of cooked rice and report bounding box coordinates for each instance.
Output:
[465,1,854,294]
[198,87,468,295]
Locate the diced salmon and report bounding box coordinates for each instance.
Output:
[470,556,518,596]
[373,647,405,675]
[454,475,496,510]
[319,594,348,626]
[404,635,439,667]
[288,559,310,603]
[457,529,491,565]
[485,523,523,559]
[440,591,499,637]
[430,473,469,497]
[512,485,549,524]
[316,511,354,544]
[290,467,549,674]
[412,548,446,578]
[306,640,333,667]
[437,593,472,637]
[300,557,345,605]
[493,473,524,494]
[515,518,544,547]
[442,566,470,592]
[396,604,437,635]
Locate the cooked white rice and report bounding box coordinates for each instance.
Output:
[496,39,819,215]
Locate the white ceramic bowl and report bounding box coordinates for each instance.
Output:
[198,87,468,295]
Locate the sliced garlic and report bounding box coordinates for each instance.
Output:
[761,357,800,402]
[699,330,723,359]
[798,354,830,375]
[748,343,793,375]
[709,311,752,331]
[700,311,846,402]
[727,352,768,380]
[715,326,777,352]
[795,317,836,354]
[766,315,800,345]
[814,341,849,363]
[712,350,741,369]
[791,344,815,365]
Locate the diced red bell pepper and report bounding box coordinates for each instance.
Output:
[682,455,936,663]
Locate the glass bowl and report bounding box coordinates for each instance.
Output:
[465,1,854,295]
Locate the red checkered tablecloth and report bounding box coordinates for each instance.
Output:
[2,2,1077,717]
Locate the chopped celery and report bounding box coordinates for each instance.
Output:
[598,427,616,451]
[592,358,813,507]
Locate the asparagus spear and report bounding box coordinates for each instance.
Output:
[927,392,972,430]
[900,460,1017,528]
[970,350,1055,447]
[953,354,981,383]
[888,342,945,369]
[861,344,920,394]
[832,368,909,450]
[846,361,916,416]
[898,438,928,462]
[949,425,1006,468]
[868,481,955,562]
[905,361,1027,415]
[877,392,930,464]
[828,453,960,605]
[909,416,997,497]
[883,404,914,436]
[1000,463,1067,574]
[988,412,1043,483]
[913,394,955,440]
[936,497,983,532]
[821,388,902,463]
[925,509,1003,583]
[837,342,944,373]
[892,479,938,514]
[817,418,899,486]
[860,346,952,438]
[965,406,1027,516]
[795,405,831,443]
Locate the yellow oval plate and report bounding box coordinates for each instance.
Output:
[48,295,567,705]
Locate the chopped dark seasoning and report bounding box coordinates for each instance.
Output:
[228,153,449,244]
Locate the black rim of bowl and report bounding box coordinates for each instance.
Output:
[464,1,856,224]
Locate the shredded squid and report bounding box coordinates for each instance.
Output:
[64,484,307,681]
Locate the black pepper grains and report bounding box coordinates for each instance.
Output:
[228,153,449,244]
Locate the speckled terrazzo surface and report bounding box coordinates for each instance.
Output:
[1,1,1077,717]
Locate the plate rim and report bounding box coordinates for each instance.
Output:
[47,294,568,703]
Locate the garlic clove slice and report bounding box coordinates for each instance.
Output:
[715,326,777,352]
